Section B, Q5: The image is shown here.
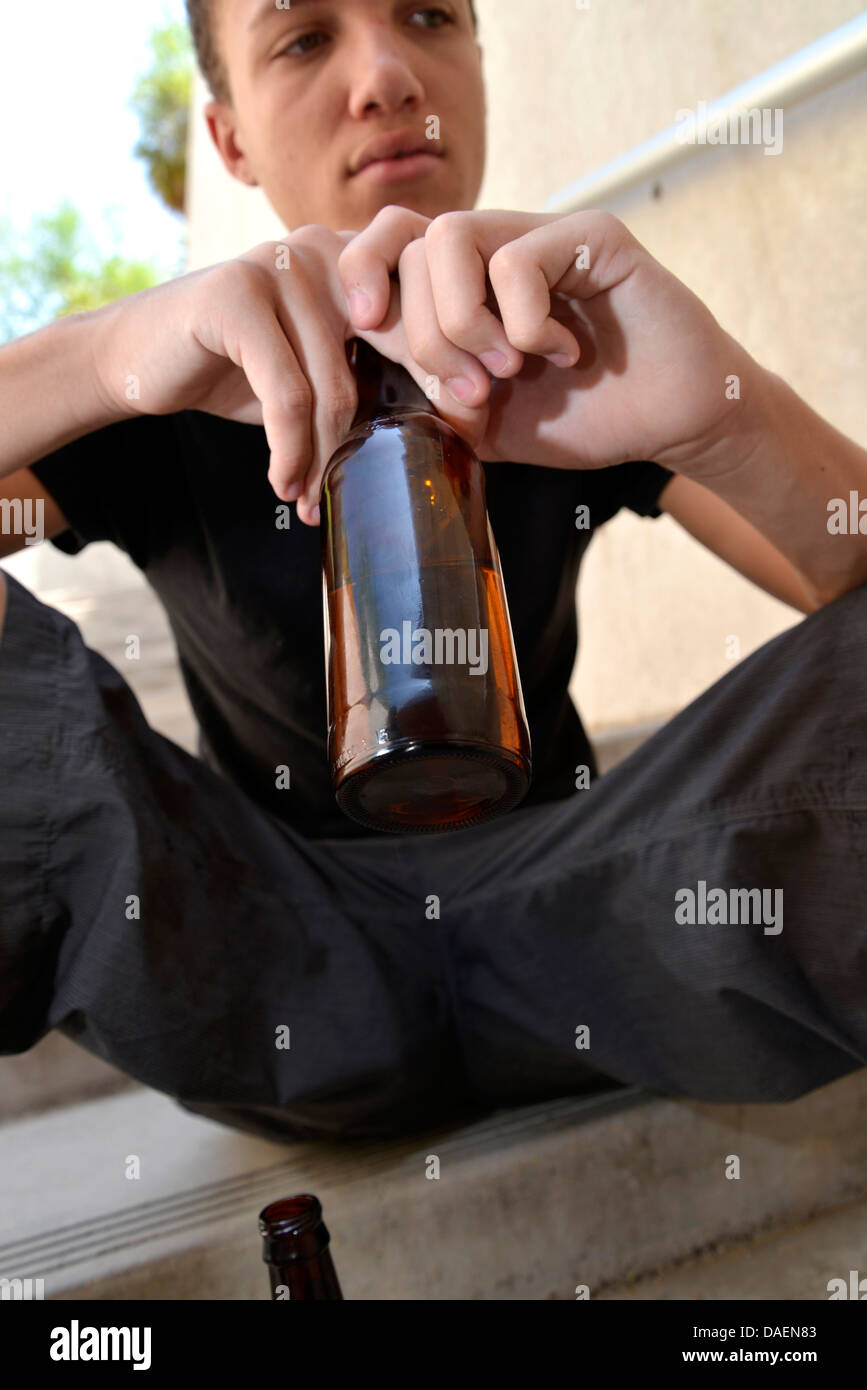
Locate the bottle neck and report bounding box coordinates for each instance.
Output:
[350,337,432,427]
[259,1195,344,1299]
[266,1248,343,1301]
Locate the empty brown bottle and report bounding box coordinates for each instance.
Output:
[320,338,532,834]
[259,1194,344,1300]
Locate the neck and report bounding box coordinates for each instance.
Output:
[351,338,431,426]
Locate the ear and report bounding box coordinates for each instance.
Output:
[202,100,260,187]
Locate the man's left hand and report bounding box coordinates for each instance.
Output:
[338,206,761,474]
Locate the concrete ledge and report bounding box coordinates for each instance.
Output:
[1,1067,866,1300]
[0,1033,140,1124]
[591,718,668,775]
[598,1194,867,1301]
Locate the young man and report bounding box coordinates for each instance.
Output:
[0,0,865,1143]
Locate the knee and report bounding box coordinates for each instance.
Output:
[791,578,867,692]
[812,576,867,640]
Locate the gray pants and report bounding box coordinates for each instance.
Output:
[1,569,865,1143]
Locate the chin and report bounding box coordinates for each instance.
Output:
[371,187,466,222]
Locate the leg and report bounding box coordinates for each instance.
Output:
[412,582,867,1107]
[0,571,477,1142]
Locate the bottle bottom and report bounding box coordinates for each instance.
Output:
[335,743,531,834]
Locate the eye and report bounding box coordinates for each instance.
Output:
[407,7,454,28]
[282,30,330,58]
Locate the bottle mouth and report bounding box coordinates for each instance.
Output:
[258,1194,322,1238]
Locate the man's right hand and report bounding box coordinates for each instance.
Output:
[92,227,364,525]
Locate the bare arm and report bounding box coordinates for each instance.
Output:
[0,307,127,483]
[669,365,867,610]
[0,227,372,528]
[657,472,821,615]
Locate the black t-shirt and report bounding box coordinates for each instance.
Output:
[29,411,673,838]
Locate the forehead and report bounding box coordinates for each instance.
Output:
[241,0,388,31]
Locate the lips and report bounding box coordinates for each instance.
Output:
[350,129,442,176]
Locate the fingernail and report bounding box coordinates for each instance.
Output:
[479,350,508,374]
[348,289,371,321]
[284,481,301,501]
[547,351,575,367]
[310,504,321,526]
[446,376,477,403]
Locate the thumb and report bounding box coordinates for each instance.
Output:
[357,283,489,455]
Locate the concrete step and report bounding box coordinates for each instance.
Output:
[598,1193,867,1301]
[1,1068,865,1300]
[1,1033,140,1124]
[591,719,667,774]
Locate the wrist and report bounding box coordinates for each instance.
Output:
[655,340,777,484]
[78,300,142,426]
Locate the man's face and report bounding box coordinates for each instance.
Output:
[206,0,486,232]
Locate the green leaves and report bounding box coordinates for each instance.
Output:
[129,20,193,217]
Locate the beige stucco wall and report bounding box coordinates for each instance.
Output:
[185,0,867,733]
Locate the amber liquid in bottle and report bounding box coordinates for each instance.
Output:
[259,1195,344,1300]
[321,340,532,834]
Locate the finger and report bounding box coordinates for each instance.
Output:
[459,207,639,299]
[347,279,490,456]
[337,204,431,329]
[423,212,523,376]
[258,273,356,509]
[397,239,491,408]
[546,210,646,300]
[488,236,582,363]
[230,307,314,502]
[295,338,358,526]
[489,211,644,362]
[270,291,357,523]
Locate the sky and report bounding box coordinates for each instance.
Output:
[0,0,191,275]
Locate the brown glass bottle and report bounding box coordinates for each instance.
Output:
[259,1194,343,1300]
[320,339,532,834]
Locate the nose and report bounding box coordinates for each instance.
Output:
[345,26,427,119]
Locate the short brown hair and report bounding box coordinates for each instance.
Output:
[185,0,478,106]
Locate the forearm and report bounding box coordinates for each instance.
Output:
[0,307,126,481]
[682,363,867,608]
